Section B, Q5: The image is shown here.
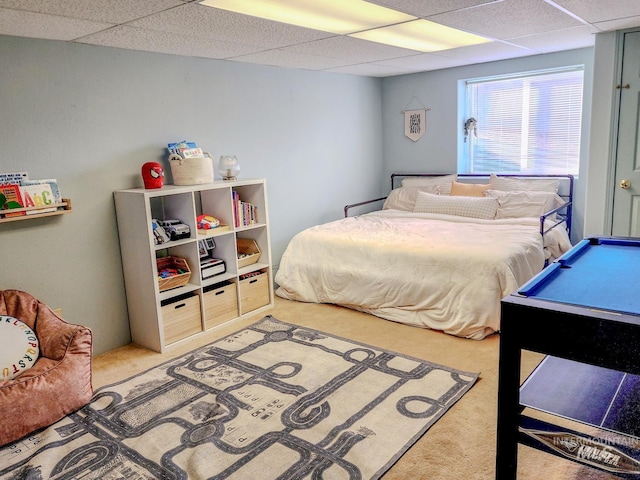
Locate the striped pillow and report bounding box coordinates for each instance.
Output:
[414,191,498,219]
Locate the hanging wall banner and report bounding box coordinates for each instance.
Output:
[404,109,426,142]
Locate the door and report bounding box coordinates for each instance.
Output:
[612,30,640,237]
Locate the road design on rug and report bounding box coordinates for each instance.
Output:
[0,316,478,480]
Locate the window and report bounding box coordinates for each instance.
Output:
[460,67,584,175]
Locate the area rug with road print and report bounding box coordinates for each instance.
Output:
[0,315,478,480]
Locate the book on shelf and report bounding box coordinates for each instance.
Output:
[19,183,57,215]
[181,147,205,158]
[167,141,197,157]
[21,179,61,204]
[0,184,25,217]
[232,191,259,227]
[0,172,28,185]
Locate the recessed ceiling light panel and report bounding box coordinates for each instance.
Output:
[351,19,491,52]
[199,0,415,34]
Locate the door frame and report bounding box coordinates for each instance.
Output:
[608,27,640,235]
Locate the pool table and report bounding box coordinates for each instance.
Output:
[495,236,640,479]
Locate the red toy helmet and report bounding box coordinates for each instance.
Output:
[142,162,164,189]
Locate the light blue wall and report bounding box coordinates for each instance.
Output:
[0,35,383,354]
[381,48,595,242]
[0,34,609,355]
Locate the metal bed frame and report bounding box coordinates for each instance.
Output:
[344,173,574,239]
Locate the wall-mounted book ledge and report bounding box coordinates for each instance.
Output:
[0,198,72,223]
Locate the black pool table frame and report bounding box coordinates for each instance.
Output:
[495,238,640,479]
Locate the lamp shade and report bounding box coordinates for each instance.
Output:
[218,155,240,180]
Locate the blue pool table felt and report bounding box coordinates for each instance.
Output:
[518,238,640,316]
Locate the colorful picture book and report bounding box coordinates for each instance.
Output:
[0,184,25,217]
[21,179,61,204]
[0,172,63,218]
[0,172,28,185]
[19,184,56,215]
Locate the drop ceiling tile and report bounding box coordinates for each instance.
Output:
[553,0,640,23]
[595,16,640,32]
[374,52,468,71]
[0,0,183,24]
[324,63,417,77]
[429,0,584,40]
[365,0,497,18]
[0,0,619,76]
[230,49,356,71]
[0,7,112,40]
[285,36,420,63]
[128,3,334,49]
[509,25,598,53]
[77,25,264,59]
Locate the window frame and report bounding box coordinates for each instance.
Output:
[458,65,585,176]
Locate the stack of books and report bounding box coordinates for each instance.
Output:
[232,191,258,227]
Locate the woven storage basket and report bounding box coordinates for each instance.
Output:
[157,256,191,291]
[236,238,261,268]
[169,153,214,185]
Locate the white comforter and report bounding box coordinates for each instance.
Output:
[275,210,572,340]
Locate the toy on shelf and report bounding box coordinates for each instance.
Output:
[159,219,190,241]
[197,214,219,230]
[197,214,230,236]
[152,219,171,245]
[141,162,164,189]
[201,258,226,279]
[156,256,191,291]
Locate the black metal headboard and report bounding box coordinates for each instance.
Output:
[390,173,573,236]
[345,173,574,238]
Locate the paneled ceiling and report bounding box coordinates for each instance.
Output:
[1,0,640,77]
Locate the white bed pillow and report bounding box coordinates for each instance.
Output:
[383,187,419,211]
[489,173,559,193]
[401,174,457,195]
[414,191,498,219]
[383,184,453,211]
[485,189,565,219]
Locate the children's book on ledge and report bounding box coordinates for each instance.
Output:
[0,172,63,218]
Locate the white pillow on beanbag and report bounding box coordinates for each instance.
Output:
[0,315,39,380]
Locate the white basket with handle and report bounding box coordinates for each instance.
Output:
[168,152,214,185]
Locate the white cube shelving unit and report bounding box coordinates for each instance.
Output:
[114,178,273,353]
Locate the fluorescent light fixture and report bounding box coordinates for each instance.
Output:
[351,19,491,52]
[198,0,415,34]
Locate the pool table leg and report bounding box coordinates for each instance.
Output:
[495,324,522,479]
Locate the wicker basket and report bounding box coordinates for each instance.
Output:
[157,256,191,291]
[169,153,214,185]
[236,238,261,268]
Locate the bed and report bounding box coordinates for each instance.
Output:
[274,173,574,340]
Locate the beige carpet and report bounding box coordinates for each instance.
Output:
[93,298,621,479]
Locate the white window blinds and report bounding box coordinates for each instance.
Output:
[463,67,583,175]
